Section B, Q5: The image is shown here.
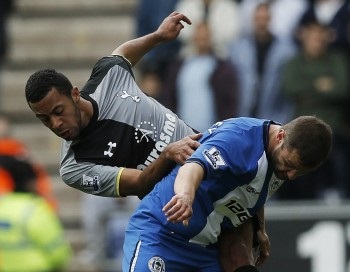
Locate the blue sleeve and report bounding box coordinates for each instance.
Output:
[186,128,253,180]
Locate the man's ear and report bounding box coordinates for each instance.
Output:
[71,86,80,102]
[276,129,285,143]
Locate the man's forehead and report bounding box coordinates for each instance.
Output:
[30,89,67,114]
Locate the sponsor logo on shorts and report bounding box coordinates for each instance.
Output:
[148,256,165,272]
[81,173,100,192]
[203,147,226,170]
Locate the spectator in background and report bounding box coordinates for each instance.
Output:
[161,22,239,132]
[137,59,163,100]
[0,0,14,105]
[298,0,350,61]
[0,156,72,272]
[175,0,241,58]
[135,0,180,81]
[229,2,297,125]
[0,112,57,210]
[239,0,307,40]
[278,21,350,200]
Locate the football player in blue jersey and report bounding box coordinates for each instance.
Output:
[123,116,332,272]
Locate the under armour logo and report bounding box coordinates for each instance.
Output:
[118,90,140,102]
[104,142,116,157]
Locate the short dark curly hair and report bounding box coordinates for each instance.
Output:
[25,68,73,104]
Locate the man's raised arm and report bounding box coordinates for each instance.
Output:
[112,12,191,66]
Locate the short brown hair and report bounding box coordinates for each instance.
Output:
[282,116,333,168]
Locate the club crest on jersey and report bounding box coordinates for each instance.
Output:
[268,176,284,197]
[117,90,140,102]
[148,256,165,272]
[135,121,158,143]
[81,174,101,192]
[203,147,226,169]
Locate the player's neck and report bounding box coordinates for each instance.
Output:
[79,97,94,128]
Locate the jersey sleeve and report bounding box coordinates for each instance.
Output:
[186,123,261,181]
[60,142,122,197]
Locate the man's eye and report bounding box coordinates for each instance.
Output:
[54,110,63,116]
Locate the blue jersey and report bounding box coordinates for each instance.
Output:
[128,117,284,246]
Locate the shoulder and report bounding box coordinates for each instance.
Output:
[93,55,133,76]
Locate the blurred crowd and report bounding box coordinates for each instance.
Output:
[1,0,350,271]
[135,0,350,202]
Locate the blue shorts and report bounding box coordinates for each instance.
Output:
[122,219,222,272]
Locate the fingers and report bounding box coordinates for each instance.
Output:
[182,219,189,226]
[179,13,192,25]
[168,11,192,25]
[255,230,270,266]
[188,133,203,141]
[162,195,193,226]
[186,133,202,149]
[255,249,269,266]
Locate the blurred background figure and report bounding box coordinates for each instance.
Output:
[298,0,350,62]
[76,194,136,272]
[0,0,13,105]
[277,21,350,201]
[160,21,239,132]
[175,0,241,58]
[136,60,163,100]
[135,0,180,83]
[239,0,307,40]
[229,2,297,124]
[0,112,58,210]
[0,155,72,272]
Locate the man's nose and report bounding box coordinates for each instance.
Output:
[51,116,62,129]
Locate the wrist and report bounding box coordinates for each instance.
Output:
[162,143,174,161]
[149,31,163,46]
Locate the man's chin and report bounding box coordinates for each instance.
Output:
[57,132,76,141]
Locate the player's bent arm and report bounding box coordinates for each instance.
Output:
[60,135,201,198]
[112,12,191,66]
[120,134,202,198]
[163,162,204,226]
[121,146,178,198]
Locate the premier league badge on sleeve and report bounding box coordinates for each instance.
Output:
[203,147,226,170]
[81,173,101,193]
